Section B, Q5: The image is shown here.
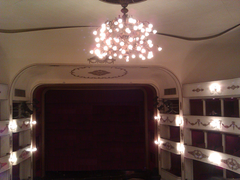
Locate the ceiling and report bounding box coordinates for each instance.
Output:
[0,0,240,86]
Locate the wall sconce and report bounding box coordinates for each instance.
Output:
[9,153,17,164]
[177,143,185,153]
[25,120,37,125]
[176,116,183,126]
[209,83,221,94]
[208,153,221,165]
[154,139,162,145]
[8,121,17,131]
[210,119,221,129]
[26,147,37,152]
[154,116,160,121]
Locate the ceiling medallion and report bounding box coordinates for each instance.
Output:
[90,1,162,62]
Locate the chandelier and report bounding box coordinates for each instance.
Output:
[90,2,162,62]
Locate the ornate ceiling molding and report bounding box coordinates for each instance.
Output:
[70,66,128,79]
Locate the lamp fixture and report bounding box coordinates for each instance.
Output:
[90,2,162,62]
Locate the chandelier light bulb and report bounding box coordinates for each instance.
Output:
[89,6,162,62]
[128,45,133,50]
[95,37,100,42]
[119,23,123,28]
[148,24,153,28]
[122,49,126,54]
[141,49,146,53]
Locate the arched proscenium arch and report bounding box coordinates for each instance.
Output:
[8,63,183,178]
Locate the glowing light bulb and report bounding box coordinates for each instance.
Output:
[137,46,141,51]
[158,47,162,51]
[119,55,123,59]
[147,40,152,44]
[140,40,144,44]
[129,37,133,42]
[114,21,118,25]
[122,49,126,54]
[142,56,146,60]
[93,31,97,35]
[141,49,146,53]
[113,53,117,57]
[149,24,153,28]
[109,56,112,59]
[118,18,122,23]
[149,44,153,48]
[141,28,145,33]
[119,24,123,28]
[132,54,136,58]
[153,30,157,34]
[133,26,138,30]
[95,49,100,55]
[113,46,117,51]
[109,29,113,33]
[145,32,149,36]
[120,42,124,46]
[141,35,145,39]
[103,46,108,51]
[90,50,94,54]
[116,28,119,32]
[128,45,133,50]
[95,37,100,42]
[96,43,100,48]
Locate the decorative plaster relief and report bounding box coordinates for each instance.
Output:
[227,85,239,90]
[160,116,175,124]
[162,142,174,150]
[71,67,128,79]
[222,158,240,170]
[188,150,208,160]
[192,88,204,92]
[0,162,7,170]
[0,125,8,134]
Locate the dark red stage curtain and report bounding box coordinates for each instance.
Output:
[44,89,147,171]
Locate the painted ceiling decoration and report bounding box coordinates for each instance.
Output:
[70,66,128,79]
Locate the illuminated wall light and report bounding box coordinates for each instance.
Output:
[31,120,37,125]
[210,119,221,129]
[177,143,185,153]
[9,154,17,164]
[208,153,221,165]
[209,83,221,94]
[154,140,162,145]
[26,147,37,152]
[154,116,160,121]
[9,121,17,131]
[176,116,183,126]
